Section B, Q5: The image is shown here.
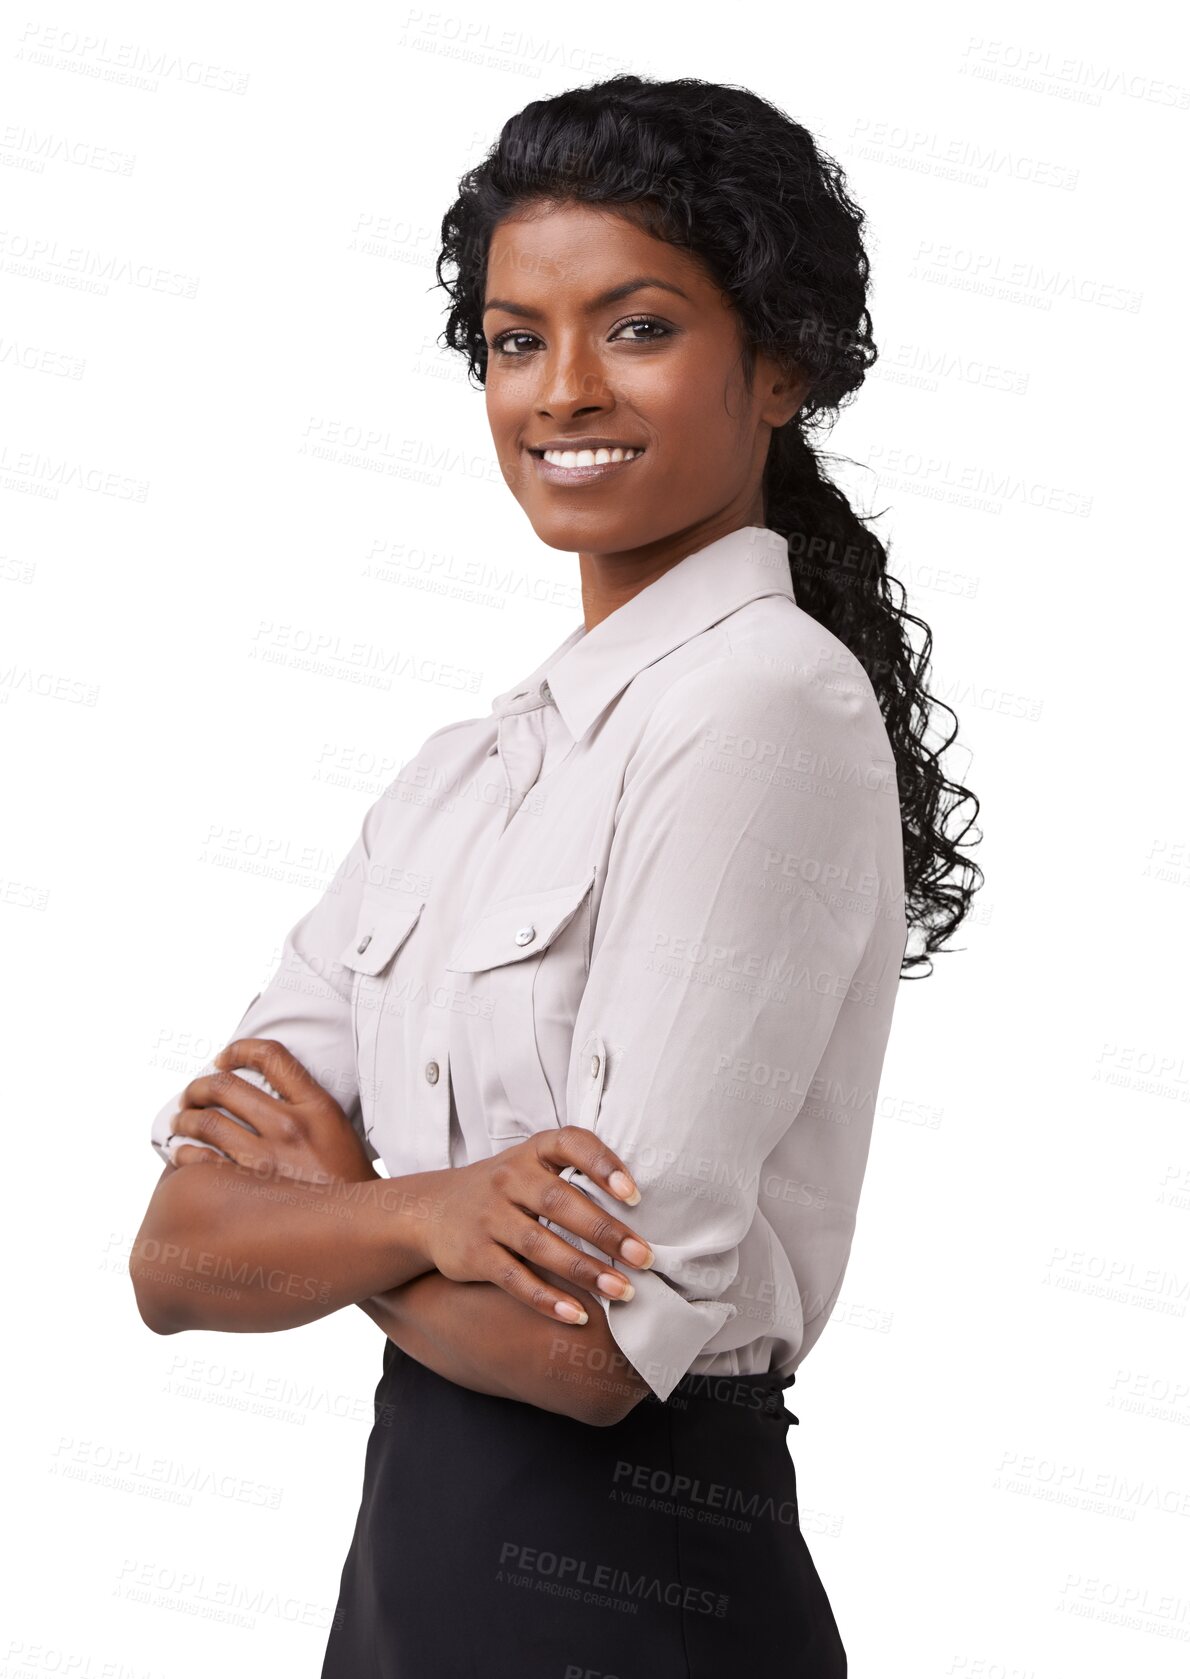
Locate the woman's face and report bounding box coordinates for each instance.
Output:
[482,200,806,560]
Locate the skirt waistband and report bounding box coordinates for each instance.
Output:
[654,1367,800,1427]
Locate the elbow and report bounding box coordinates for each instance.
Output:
[582,1369,653,1429]
[568,1394,626,1429]
[138,1304,185,1337]
[543,1367,645,1428]
[587,1398,635,1428]
[129,1255,188,1336]
[129,1166,198,1336]
[563,1316,654,1426]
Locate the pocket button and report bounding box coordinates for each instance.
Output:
[514,925,536,946]
[425,1061,440,1085]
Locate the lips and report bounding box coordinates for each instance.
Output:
[528,446,648,487]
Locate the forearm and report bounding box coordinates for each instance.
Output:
[131,1161,445,1335]
[357,1266,651,1426]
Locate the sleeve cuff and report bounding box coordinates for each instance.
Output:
[593,1270,737,1403]
[549,1166,738,1403]
[151,1083,186,1164]
[150,1076,222,1166]
[149,1061,279,1167]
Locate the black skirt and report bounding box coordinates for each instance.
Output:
[321,1337,847,1677]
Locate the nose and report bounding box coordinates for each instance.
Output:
[535,336,614,419]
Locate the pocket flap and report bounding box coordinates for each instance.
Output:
[445,873,593,975]
[339,892,425,977]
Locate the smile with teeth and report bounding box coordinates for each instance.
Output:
[539,446,644,467]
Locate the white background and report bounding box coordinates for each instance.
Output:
[3,2,1187,1674]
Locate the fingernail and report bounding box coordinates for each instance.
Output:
[620,1238,654,1269]
[598,1273,634,1301]
[609,1171,640,1205]
[555,1301,588,1324]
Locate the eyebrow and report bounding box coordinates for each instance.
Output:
[482,275,689,318]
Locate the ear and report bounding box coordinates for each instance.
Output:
[765,354,812,429]
[758,351,812,430]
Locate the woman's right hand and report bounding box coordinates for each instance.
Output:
[422,1126,655,1325]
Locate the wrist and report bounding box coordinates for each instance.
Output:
[361,1168,445,1287]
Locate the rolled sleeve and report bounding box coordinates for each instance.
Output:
[559,1152,739,1400]
[544,652,894,1402]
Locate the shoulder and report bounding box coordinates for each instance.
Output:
[416,713,493,759]
[628,602,900,853]
[646,596,884,749]
[360,712,492,848]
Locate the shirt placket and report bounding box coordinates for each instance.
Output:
[495,687,550,829]
[442,676,569,1162]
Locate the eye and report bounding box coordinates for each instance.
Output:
[488,315,674,358]
[610,314,673,343]
[489,330,540,358]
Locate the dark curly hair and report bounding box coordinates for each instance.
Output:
[433,73,983,977]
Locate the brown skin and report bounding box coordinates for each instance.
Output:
[482,199,810,630]
[134,204,808,1423]
[133,1041,657,1424]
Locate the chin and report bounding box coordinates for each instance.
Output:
[517,504,645,555]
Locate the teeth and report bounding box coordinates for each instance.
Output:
[541,446,643,467]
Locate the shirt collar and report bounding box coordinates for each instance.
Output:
[490,525,795,743]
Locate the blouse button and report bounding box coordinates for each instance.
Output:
[424,1061,440,1085]
[514,925,536,946]
[540,679,552,701]
[356,933,372,954]
[590,1054,601,1079]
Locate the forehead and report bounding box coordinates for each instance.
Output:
[484,202,707,300]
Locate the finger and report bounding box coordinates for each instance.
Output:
[213,1038,319,1104]
[482,1246,596,1326]
[526,1152,655,1270]
[180,1070,276,1135]
[505,1210,639,1301]
[535,1125,641,1207]
[527,1260,611,1309]
[169,1139,225,1167]
[170,1105,263,1167]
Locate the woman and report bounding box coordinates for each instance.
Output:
[132,74,981,1677]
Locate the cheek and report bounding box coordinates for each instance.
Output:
[621,357,739,462]
[485,385,526,470]
[485,368,522,416]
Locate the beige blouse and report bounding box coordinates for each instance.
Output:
[150,524,908,1403]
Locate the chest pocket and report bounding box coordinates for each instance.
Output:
[338,889,425,1141]
[446,871,595,1143]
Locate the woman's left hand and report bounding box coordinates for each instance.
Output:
[167,1038,378,1186]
